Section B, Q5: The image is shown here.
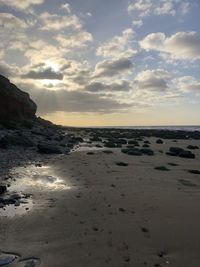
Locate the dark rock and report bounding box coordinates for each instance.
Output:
[188,170,200,174]
[37,143,62,154]
[140,148,154,156]
[155,166,170,171]
[103,150,113,154]
[117,139,127,144]
[156,139,163,144]
[179,150,195,159]
[0,185,7,195]
[187,145,199,150]
[0,75,37,126]
[142,144,150,148]
[104,141,117,148]
[116,162,128,167]
[169,147,184,155]
[0,133,34,148]
[128,140,140,146]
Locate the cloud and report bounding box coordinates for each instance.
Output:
[85,80,132,92]
[140,31,200,60]
[0,13,28,29]
[128,0,191,17]
[128,0,152,16]
[61,3,71,13]
[176,76,200,92]
[21,67,63,80]
[40,12,82,31]
[94,58,134,78]
[132,19,143,27]
[154,1,175,16]
[55,31,93,48]
[0,0,44,10]
[96,28,136,58]
[135,69,170,91]
[17,82,132,115]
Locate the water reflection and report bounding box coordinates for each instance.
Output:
[0,164,70,218]
[10,165,71,191]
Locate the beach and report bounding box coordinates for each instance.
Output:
[1,131,200,267]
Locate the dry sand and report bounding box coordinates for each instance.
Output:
[1,137,200,267]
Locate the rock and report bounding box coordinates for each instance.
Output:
[37,143,62,154]
[128,140,140,146]
[142,144,150,148]
[116,162,129,167]
[0,133,34,148]
[103,150,113,154]
[0,185,7,195]
[156,139,163,144]
[104,141,117,148]
[188,170,200,174]
[169,147,184,155]
[0,75,37,126]
[140,148,154,156]
[187,145,199,150]
[155,166,170,171]
[179,150,195,159]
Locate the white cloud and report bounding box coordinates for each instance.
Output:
[154,1,175,16]
[128,0,191,17]
[55,31,93,48]
[40,12,82,31]
[0,13,28,30]
[0,0,44,10]
[140,31,200,60]
[61,3,71,13]
[96,28,136,58]
[176,76,200,92]
[132,19,143,27]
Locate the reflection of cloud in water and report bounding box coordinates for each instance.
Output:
[10,165,71,192]
[0,198,33,218]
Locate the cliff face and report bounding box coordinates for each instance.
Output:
[0,75,37,125]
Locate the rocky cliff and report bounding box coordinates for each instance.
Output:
[0,75,37,126]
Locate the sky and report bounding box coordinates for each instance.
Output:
[0,0,200,126]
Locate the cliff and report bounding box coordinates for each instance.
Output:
[0,75,37,126]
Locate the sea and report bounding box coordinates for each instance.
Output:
[86,126,200,132]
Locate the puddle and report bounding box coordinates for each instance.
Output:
[10,165,71,192]
[75,142,104,152]
[0,198,33,218]
[0,252,19,266]
[0,165,71,218]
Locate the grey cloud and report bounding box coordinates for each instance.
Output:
[94,58,133,78]
[18,82,132,115]
[85,81,132,92]
[21,67,63,80]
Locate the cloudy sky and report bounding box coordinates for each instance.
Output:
[0,0,200,126]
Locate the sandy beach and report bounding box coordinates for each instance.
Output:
[1,135,200,267]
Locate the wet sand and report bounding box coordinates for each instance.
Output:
[1,137,200,266]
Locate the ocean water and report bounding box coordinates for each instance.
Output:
[87,126,200,132]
